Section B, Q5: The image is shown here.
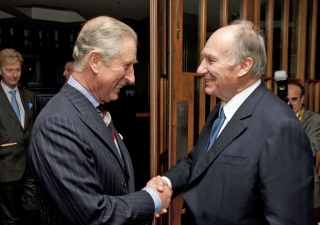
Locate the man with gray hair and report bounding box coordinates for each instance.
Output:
[29,16,171,225]
[157,19,313,224]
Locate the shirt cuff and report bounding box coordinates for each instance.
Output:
[142,187,162,213]
[161,176,172,189]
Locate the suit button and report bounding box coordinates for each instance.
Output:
[122,182,127,188]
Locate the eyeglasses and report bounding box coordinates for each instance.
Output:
[284,97,301,102]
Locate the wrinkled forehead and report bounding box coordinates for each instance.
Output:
[203,26,237,51]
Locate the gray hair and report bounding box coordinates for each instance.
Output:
[0,48,24,67]
[228,20,266,78]
[72,16,137,72]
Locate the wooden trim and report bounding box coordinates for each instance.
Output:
[265,0,274,91]
[309,0,318,80]
[296,0,308,84]
[198,0,207,134]
[220,0,228,26]
[253,0,260,26]
[281,0,289,72]
[149,0,159,178]
[241,0,254,21]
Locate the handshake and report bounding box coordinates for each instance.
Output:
[146,176,172,217]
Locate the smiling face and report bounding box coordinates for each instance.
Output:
[93,37,137,103]
[197,26,242,102]
[0,60,21,89]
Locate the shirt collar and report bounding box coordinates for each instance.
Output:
[220,79,261,122]
[1,80,18,92]
[67,75,100,108]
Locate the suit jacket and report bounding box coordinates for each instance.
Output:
[0,85,37,182]
[301,109,320,207]
[164,82,314,225]
[301,109,320,157]
[29,83,154,225]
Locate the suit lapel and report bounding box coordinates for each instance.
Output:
[62,84,126,170]
[189,82,267,184]
[0,86,22,126]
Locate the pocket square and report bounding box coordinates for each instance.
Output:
[28,102,33,108]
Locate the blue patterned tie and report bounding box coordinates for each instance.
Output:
[207,107,225,151]
[9,90,21,122]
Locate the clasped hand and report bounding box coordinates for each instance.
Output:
[146,176,172,217]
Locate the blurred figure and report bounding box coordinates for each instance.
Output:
[62,59,73,81]
[29,16,171,225]
[157,19,313,224]
[287,81,320,225]
[0,48,39,225]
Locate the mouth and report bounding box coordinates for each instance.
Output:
[116,84,123,89]
[205,79,214,82]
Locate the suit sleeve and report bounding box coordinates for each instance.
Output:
[30,113,155,225]
[163,148,195,198]
[260,117,313,224]
[304,113,320,156]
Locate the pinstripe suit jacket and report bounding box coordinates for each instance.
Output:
[0,84,37,182]
[29,83,154,225]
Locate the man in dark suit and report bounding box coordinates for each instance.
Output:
[0,48,39,224]
[287,81,320,225]
[158,19,314,224]
[29,16,171,225]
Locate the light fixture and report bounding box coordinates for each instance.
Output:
[15,6,86,23]
[0,10,15,19]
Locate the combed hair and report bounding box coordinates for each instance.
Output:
[0,48,24,67]
[72,16,137,72]
[228,20,266,78]
[288,81,305,96]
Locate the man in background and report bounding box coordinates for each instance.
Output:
[29,16,171,225]
[287,81,320,225]
[158,19,313,224]
[62,59,74,81]
[0,48,39,225]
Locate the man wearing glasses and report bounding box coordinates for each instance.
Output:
[287,81,320,225]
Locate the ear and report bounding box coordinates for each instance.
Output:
[301,94,305,103]
[88,51,101,74]
[238,57,253,78]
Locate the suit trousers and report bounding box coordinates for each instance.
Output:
[0,166,39,225]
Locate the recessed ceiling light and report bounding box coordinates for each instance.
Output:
[0,10,15,19]
[15,6,86,23]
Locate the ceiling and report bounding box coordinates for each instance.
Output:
[0,0,241,32]
[0,0,150,29]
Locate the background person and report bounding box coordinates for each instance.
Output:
[0,48,39,225]
[62,59,74,81]
[29,16,171,225]
[287,81,320,225]
[158,19,313,224]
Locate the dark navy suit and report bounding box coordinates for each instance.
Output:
[164,82,314,224]
[29,83,154,225]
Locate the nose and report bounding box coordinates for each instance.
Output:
[12,70,20,77]
[125,66,135,84]
[197,59,207,75]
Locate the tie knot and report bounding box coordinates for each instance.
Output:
[9,90,16,95]
[219,107,225,119]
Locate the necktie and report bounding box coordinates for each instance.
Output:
[98,105,123,162]
[9,90,21,122]
[98,105,115,140]
[207,107,225,151]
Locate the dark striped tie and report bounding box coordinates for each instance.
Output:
[98,105,115,140]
